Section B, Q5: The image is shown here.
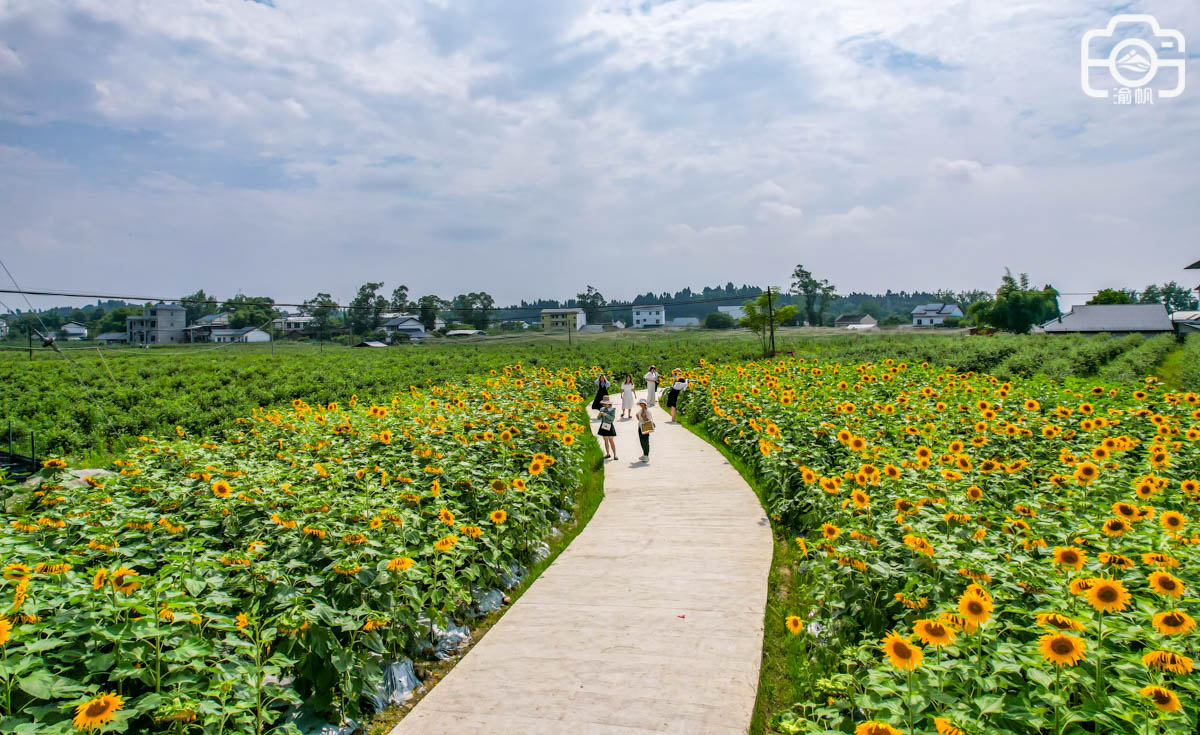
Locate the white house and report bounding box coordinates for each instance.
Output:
[381,315,427,340]
[910,303,964,327]
[270,315,315,333]
[211,327,271,343]
[670,317,700,328]
[60,321,88,341]
[0,319,9,339]
[633,305,666,328]
[1171,310,1200,335]
[717,306,745,322]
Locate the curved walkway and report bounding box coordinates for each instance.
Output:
[391,404,773,734]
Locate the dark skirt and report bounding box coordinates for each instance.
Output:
[666,388,680,408]
[598,424,616,437]
[591,385,608,410]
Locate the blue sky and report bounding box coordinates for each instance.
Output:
[1,0,1197,309]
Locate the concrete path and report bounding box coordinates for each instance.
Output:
[390,401,773,735]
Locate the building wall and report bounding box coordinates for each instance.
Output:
[633,308,665,328]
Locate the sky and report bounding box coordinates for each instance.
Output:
[1,0,1198,312]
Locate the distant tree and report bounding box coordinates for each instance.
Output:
[66,308,89,325]
[704,312,735,330]
[576,286,607,324]
[221,294,278,329]
[450,292,495,331]
[389,285,410,313]
[416,295,444,332]
[1088,288,1133,305]
[880,314,905,327]
[95,307,140,335]
[968,270,1060,334]
[1140,282,1198,311]
[300,292,339,340]
[790,264,838,326]
[956,289,993,310]
[181,289,219,324]
[740,288,798,356]
[347,282,388,335]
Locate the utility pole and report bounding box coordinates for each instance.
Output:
[766,286,776,357]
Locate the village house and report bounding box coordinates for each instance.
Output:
[183,312,231,342]
[381,315,427,341]
[910,303,964,327]
[210,326,271,343]
[95,332,128,345]
[127,304,188,345]
[633,305,666,328]
[60,321,88,341]
[834,314,878,329]
[540,308,586,331]
[270,315,315,334]
[717,305,745,322]
[0,319,9,339]
[1038,304,1173,336]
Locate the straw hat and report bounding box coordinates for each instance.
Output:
[637,398,647,405]
[601,395,612,404]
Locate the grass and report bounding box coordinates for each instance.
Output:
[668,406,824,735]
[365,413,606,734]
[1156,338,1190,389]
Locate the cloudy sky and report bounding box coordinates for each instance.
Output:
[1,0,1197,311]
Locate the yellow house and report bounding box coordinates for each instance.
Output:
[540,308,586,331]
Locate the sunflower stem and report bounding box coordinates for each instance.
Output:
[1054,665,1061,735]
[905,669,914,734]
[1095,612,1104,702]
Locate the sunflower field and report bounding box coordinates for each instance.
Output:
[676,357,1200,735]
[0,363,591,733]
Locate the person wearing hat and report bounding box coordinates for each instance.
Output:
[666,370,688,422]
[643,365,660,406]
[635,398,653,462]
[592,371,612,411]
[597,395,618,460]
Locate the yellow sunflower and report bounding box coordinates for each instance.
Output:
[0,617,11,646]
[72,693,124,730]
[211,480,232,499]
[881,631,923,670]
[855,721,903,735]
[386,557,415,572]
[934,718,965,735]
[490,509,508,524]
[821,523,841,540]
[110,568,140,595]
[913,619,955,647]
[958,592,992,626]
[1086,578,1131,613]
[1160,511,1187,532]
[785,615,803,634]
[438,508,455,526]
[1036,612,1084,631]
[1153,610,1196,635]
[1143,650,1195,675]
[434,535,459,553]
[1148,572,1186,599]
[1052,546,1086,571]
[1102,517,1128,537]
[1139,685,1182,713]
[1039,632,1086,666]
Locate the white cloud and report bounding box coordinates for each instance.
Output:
[928,158,1021,185]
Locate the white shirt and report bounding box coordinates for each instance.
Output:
[671,379,688,391]
[643,371,658,383]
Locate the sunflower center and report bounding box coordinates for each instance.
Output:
[968,601,983,614]
[1051,639,1074,655]
[85,700,113,718]
[1153,691,1170,705]
[1062,552,1078,564]
[1161,578,1178,591]
[893,642,912,659]
[1096,586,1117,603]
[1165,613,1183,626]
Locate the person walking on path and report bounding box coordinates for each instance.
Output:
[620,374,636,418]
[635,398,653,462]
[666,371,689,423]
[591,372,611,411]
[643,365,660,407]
[597,396,618,460]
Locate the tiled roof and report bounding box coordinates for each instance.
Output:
[1040,304,1172,332]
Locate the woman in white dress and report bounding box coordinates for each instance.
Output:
[620,374,636,418]
[643,365,660,407]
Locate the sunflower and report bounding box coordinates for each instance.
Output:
[211,480,232,499]
[1098,552,1135,569]
[1086,578,1131,613]
[438,508,455,526]
[490,478,508,494]
[1037,612,1085,631]
[1102,517,1128,537]
[236,612,249,631]
[785,615,803,634]
[958,592,992,626]
[851,490,870,508]
[881,631,922,670]
[1142,552,1181,568]
[0,617,11,646]
[821,523,841,540]
[91,569,108,591]
[1073,461,1099,484]
[1143,650,1195,675]
[1113,502,1140,519]
[379,430,392,444]
[913,619,955,647]
[1139,685,1182,713]
[386,557,415,572]
[933,718,965,735]
[855,723,903,735]
[512,478,527,491]
[1148,572,1186,599]
[490,509,508,524]
[110,568,140,595]
[1160,511,1187,532]
[1039,632,1086,666]
[1153,610,1196,635]
[966,485,983,501]
[1052,546,1086,571]
[434,535,459,553]
[72,693,124,730]
[528,460,545,475]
